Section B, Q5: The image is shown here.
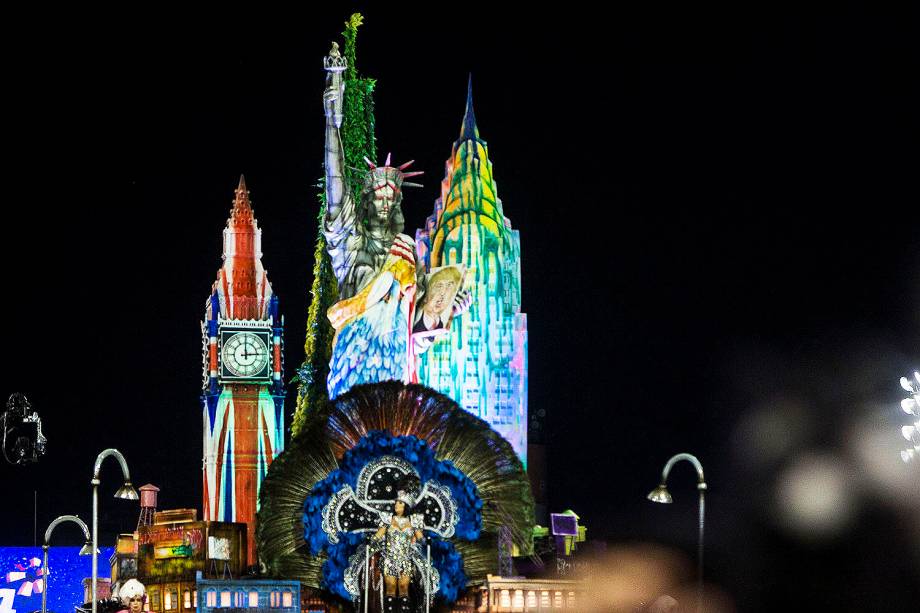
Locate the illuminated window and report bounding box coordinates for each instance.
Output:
[183,590,191,609]
[220,591,231,608]
[270,591,280,608]
[282,592,293,608]
[526,591,537,608]
[150,590,160,611]
[248,591,259,608]
[512,589,524,608]
[163,591,172,610]
[540,591,550,607]
[568,591,576,607]
[554,590,563,608]
[205,591,216,608]
[192,591,197,608]
[499,589,511,608]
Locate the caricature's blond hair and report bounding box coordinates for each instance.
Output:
[428,266,462,287]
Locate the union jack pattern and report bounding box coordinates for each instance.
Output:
[201,176,285,567]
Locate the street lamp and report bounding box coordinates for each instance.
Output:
[647,453,707,613]
[91,449,138,613]
[898,372,920,463]
[42,514,95,613]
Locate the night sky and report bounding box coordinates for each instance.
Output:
[3,4,918,611]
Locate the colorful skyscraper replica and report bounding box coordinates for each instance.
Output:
[416,81,529,463]
[201,176,285,566]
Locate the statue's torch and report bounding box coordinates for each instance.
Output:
[323,42,347,128]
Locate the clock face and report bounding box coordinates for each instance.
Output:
[221,331,270,378]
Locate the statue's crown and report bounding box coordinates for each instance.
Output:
[362,153,424,192]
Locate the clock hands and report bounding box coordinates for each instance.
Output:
[223,331,268,377]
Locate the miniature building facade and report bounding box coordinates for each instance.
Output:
[109,532,139,596]
[136,509,247,613]
[82,578,111,605]
[475,576,585,612]
[145,581,198,613]
[195,573,303,613]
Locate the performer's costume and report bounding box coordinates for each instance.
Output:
[341,508,439,609]
[379,513,424,577]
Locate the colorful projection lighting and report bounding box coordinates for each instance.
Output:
[416,80,528,464]
[201,177,286,566]
[1,547,113,613]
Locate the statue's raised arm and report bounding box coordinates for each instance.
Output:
[322,42,360,298]
[323,42,348,223]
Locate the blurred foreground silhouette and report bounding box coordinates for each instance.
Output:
[573,543,735,612]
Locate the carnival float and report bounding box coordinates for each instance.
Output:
[254,14,535,611]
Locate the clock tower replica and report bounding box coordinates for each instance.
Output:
[201,176,285,566]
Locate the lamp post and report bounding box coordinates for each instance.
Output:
[42,515,94,613]
[91,449,138,613]
[647,453,707,613]
[898,372,920,463]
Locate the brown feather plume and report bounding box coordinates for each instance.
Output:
[257,381,534,588]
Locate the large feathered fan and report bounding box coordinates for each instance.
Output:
[257,381,534,600]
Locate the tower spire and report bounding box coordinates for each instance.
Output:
[230,174,254,226]
[415,75,528,465]
[456,74,481,145]
[203,174,285,568]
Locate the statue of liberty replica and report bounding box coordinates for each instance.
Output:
[321,42,425,400]
[322,42,461,401]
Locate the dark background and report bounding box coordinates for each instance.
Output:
[2,4,918,611]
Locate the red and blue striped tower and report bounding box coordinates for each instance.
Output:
[201,176,285,566]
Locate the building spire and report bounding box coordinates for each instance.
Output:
[217,174,271,319]
[456,74,481,145]
[230,174,254,226]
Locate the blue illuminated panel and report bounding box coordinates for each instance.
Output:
[0,547,113,613]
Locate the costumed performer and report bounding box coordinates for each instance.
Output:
[116,579,145,613]
[372,489,428,612]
